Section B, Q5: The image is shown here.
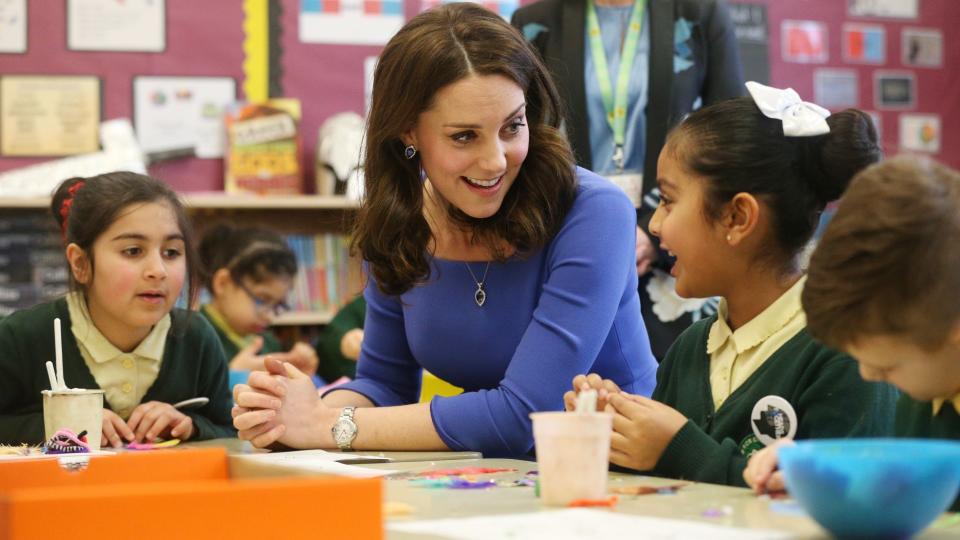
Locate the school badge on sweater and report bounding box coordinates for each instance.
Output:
[740,395,798,457]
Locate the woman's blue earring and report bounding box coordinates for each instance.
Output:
[404,145,417,160]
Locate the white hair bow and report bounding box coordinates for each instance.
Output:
[745,81,831,137]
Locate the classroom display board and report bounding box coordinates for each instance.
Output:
[0,0,956,193]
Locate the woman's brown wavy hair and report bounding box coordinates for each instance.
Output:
[354,2,576,296]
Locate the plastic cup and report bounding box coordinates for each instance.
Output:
[530,411,613,506]
[41,389,105,450]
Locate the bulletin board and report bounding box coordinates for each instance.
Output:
[729,0,956,164]
[0,0,956,193]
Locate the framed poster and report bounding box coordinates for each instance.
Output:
[0,75,101,157]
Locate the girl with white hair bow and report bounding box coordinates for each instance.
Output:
[563,82,898,485]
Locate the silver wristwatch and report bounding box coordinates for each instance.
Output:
[331,406,358,451]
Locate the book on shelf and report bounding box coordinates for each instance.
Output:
[224,99,304,195]
[0,215,69,316]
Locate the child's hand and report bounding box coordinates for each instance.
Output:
[607,393,688,471]
[636,225,657,275]
[743,439,794,494]
[229,336,265,371]
[340,328,364,361]
[563,374,622,411]
[233,357,329,449]
[101,408,135,448]
[126,401,194,443]
[286,342,320,376]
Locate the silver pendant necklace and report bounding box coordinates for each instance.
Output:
[464,261,491,307]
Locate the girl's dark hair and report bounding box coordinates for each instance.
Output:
[356,2,576,296]
[51,171,199,308]
[668,97,881,269]
[197,223,297,291]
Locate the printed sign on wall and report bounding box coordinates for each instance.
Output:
[902,28,944,68]
[875,71,916,109]
[814,69,859,109]
[782,20,828,63]
[899,114,941,153]
[848,0,918,19]
[843,23,885,64]
[299,0,404,45]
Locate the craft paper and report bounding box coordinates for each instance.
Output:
[389,509,793,540]
[235,449,396,478]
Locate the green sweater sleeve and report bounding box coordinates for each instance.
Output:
[178,314,237,441]
[656,420,749,486]
[316,295,365,382]
[650,322,897,487]
[0,302,59,444]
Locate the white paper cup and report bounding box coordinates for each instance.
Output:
[531,411,613,506]
[41,389,105,449]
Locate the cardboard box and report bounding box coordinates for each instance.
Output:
[0,448,382,540]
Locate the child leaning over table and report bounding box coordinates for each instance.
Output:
[744,156,960,510]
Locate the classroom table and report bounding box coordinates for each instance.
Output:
[361,457,960,540]
[196,440,960,539]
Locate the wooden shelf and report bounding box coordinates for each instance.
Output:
[0,196,49,208]
[271,310,334,326]
[0,194,360,210]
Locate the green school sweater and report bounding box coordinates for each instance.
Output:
[895,394,960,439]
[651,317,899,486]
[315,295,365,382]
[896,395,960,511]
[0,298,235,445]
[199,305,283,361]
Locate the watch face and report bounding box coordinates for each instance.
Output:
[333,418,356,445]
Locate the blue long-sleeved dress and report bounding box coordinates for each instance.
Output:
[330,168,658,456]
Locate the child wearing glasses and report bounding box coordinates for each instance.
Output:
[198,224,319,386]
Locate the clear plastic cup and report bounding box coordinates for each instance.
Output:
[530,411,613,506]
[41,389,105,449]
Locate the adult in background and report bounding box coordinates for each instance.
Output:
[512,0,744,358]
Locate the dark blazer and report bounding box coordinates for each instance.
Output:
[512,0,744,359]
[512,0,744,189]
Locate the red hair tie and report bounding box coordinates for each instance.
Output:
[59,181,85,243]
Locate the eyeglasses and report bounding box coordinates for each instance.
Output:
[237,281,290,317]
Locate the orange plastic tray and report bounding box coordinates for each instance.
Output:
[0,448,382,540]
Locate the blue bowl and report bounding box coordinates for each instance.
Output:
[779,439,960,539]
